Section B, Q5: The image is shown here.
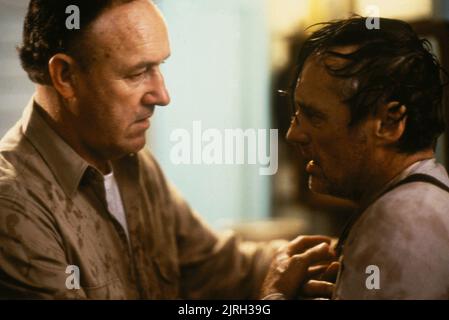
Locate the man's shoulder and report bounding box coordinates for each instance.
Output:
[0,168,48,224]
[0,118,34,172]
[356,179,449,242]
[339,175,449,299]
[348,174,449,253]
[0,157,43,215]
[0,123,52,208]
[0,128,27,198]
[0,116,26,150]
[373,177,449,218]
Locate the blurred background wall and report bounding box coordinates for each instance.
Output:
[0,1,34,136]
[0,0,447,238]
[152,0,272,229]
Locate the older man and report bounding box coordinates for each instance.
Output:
[0,0,334,299]
[286,17,449,299]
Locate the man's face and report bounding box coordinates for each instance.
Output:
[70,0,170,159]
[286,53,373,200]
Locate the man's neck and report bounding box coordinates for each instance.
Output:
[34,87,112,175]
[357,149,435,209]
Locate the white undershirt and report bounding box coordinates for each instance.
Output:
[103,171,129,241]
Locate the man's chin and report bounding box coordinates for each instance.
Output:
[308,175,353,200]
[129,138,147,154]
[308,175,332,195]
[116,136,147,156]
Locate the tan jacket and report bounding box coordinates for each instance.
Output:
[0,98,281,299]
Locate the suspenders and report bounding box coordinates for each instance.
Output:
[335,173,449,257]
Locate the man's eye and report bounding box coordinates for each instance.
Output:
[302,108,315,118]
[301,108,321,121]
[129,72,145,79]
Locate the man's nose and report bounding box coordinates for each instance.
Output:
[142,68,171,107]
[286,118,310,145]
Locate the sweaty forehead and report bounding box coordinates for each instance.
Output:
[296,55,339,101]
[295,52,355,104]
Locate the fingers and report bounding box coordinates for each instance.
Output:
[287,235,332,256]
[292,242,334,268]
[320,262,340,283]
[301,280,334,298]
[307,261,341,284]
[307,265,329,278]
[260,237,337,300]
[286,242,334,282]
[330,238,339,254]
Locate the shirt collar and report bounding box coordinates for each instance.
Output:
[21,97,90,197]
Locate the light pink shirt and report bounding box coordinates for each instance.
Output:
[334,159,449,299]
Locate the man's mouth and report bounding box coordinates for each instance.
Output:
[133,113,153,131]
[136,113,153,123]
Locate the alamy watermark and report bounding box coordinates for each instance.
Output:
[365,265,380,290]
[365,5,380,30]
[65,5,80,30]
[169,121,278,176]
[65,265,80,290]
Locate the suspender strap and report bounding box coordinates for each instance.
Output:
[335,173,449,257]
[380,173,449,195]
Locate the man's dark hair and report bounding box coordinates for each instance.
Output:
[292,16,447,154]
[18,0,136,85]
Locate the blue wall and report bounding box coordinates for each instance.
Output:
[150,0,272,228]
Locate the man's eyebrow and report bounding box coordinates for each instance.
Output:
[296,99,326,118]
[296,99,317,112]
[128,54,171,72]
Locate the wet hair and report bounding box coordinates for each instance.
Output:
[292,16,447,154]
[18,0,136,85]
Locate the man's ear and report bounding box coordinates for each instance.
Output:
[374,101,407,144]
[48,53,78,99]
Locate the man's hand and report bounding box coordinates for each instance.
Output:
[260,235,337,300]
[301,261,340,299]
